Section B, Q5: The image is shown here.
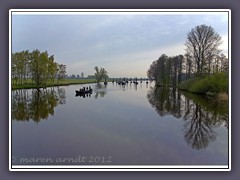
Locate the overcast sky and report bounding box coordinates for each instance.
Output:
[11,10,229,78]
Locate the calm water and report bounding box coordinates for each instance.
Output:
[11,82,228,165]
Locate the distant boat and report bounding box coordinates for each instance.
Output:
[117,81,126,85]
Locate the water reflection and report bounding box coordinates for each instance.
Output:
[92,82,149,97]
[94,83,107,99]
[12,87,66,123]
[147,87,228,150]
[75,93,92,98]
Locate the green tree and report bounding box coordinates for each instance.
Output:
[57,64,66,82]
[12,49,66,88]
[30,50,49,88]
[94,66,108,83]
[48,55,58,83]
[11,52,18,85]
[11,51,29,85]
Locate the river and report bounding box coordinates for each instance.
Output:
[11,81,228,166]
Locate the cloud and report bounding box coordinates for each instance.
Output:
[12,12,229,77]
[219,34,229,55]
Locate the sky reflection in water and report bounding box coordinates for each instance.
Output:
[12,82,228,165]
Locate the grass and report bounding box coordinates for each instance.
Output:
[11,78,100,90]
[178,72,228,95]
[217,92,228,101]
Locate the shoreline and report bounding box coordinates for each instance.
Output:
[177,87,228,102]
[11,79,99,90]
[154,83,228,102]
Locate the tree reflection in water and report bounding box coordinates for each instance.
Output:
[146,87,228,150]
[183,103,217,150]
[94,83,107,99]
[12,87,66,123]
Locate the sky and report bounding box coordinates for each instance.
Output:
[11,10,229,78]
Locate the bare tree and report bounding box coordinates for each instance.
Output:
[147,54,184,87]
[185,24,222,76]
[184,52,193,79]
[218,53,229,73]
[147,54,168,86]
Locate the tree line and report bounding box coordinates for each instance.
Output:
[12,49,66,88]
[147,24,229,87]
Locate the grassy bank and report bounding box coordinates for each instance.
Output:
[177,72,228,99]
[12,78,98,90]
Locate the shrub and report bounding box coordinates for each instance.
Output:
[178,72,228,94]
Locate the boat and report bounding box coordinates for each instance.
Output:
[75,86,93,96]
[75,89,92,94]
[117,81,126,85]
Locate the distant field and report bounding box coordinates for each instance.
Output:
[61,78,97,84]
[11,78,99,90]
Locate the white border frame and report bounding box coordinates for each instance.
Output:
[9,9,231,171]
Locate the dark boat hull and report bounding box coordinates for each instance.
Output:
[75,89,92,95]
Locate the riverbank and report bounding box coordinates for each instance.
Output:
[177,72,228,101]
[11,79,98,90]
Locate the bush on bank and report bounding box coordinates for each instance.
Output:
[178,72,228,95]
